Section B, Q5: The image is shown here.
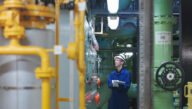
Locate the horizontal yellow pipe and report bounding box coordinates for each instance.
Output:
[0,16,7,21]
[0,39,50,70]
[58,97,75,102]
[46,49,54,52]
[61,0,70,4]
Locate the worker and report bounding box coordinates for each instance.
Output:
[108,54,131,109]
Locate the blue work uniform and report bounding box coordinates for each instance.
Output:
[108,68,131,109]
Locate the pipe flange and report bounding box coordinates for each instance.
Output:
[3,0,24,9]
[20,5,55,28]
[35,67,55,79]
[4,25,25,39]
[154,15,176,24]
[67,42,77,60]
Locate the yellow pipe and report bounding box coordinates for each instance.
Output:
[77,0,86,109]
[79,72,85,109]
[78,10,86,72]
[42,78,51,109]
[58,97,75,102]
[73,0,80,69]
[0,16,7,22]
[55,1,60,109]
[74,0,80,43]
[61,0,69,4]
[184,82,192,109]
[0,39,50,70]
[46,49,54,52]
[0,38,53,109]
[0,45,50,68]
[55,2,60,45]
[53,1,86,109]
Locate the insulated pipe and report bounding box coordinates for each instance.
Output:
[153,0,175,108]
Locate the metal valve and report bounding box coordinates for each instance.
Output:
[156,62,185,91]
[61,1,75,10]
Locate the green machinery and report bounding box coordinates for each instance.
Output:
[153,0,184,109]
[153,0,175,108]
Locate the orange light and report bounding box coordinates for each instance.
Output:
[97,77,100,86]
[95,93,100,104]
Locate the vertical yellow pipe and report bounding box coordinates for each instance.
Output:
[78,0,86,109]
[9,38,20,46]
[55,1,60,109]
[78,10,85,71]
[79,72,85,109]
[74,0,80,69]
[42,78,51,109]
[74,0,79,43]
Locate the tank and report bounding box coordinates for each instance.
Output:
[0,29,55,109]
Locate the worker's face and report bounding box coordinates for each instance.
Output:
[114,58,124,67]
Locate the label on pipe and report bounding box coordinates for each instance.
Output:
[54,45,63,55]
[155,31,172,45]
[78,2,86,11]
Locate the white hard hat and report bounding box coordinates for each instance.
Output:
[114,54,126,62]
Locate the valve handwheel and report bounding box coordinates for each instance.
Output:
[156,62,185,91]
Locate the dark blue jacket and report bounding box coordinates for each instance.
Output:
[108,68,131,109]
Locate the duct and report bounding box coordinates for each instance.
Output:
[118,0,132,10]
[108,22,137,43]
[96,20,137,50]
[96,37,115,50]
[0,29,55,109]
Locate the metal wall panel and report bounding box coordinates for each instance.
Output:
[138,0,153,108]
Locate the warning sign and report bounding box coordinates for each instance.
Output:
[155,31,172,44]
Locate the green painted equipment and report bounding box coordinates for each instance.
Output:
[153,0,176,108]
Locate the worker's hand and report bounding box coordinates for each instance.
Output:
[112,80,119,87]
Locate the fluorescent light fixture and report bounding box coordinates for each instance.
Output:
[107,0,119,14]
[108,16,119,30]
